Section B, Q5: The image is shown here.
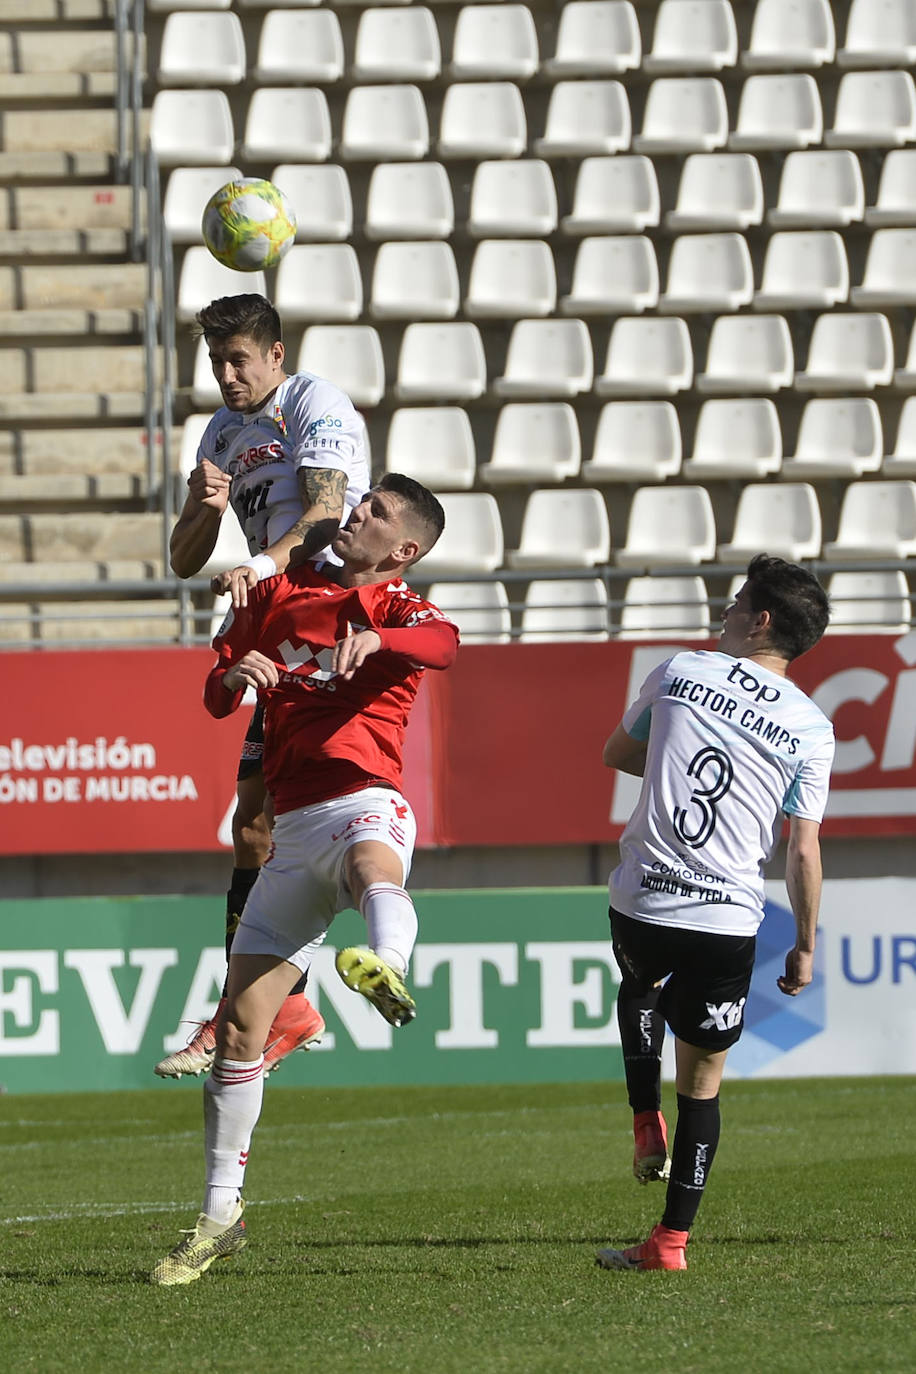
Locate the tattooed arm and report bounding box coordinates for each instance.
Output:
[212,467,350,607]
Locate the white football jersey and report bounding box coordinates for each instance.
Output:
[197,371,370,565]
[609,649,835,936]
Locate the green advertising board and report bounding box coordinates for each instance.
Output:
[0,889,625,1094]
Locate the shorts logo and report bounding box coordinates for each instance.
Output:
[699,998,745,1032]
[240,741,263,760]
[331,813,399,843]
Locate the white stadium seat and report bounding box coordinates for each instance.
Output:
[468,160,558,237]
[241,88,330,162]
[370,241,460,320]
[396,322,487,401]
[826,71,916,148]
[545,1,640,78]
[340,85,430,161]
[561,156,660,235]
[658,232,753,313]
[822,481,916,560]
[729,73,823,150]
[895,321,916,390]
[411,493,504,575]
[274,244,362,322]
[582,400,682,482]
[438,82,527,159]
[297,326,385,408]
[353,7,441,82]
[559,235,658,315]
[851,229,916,307]
[158,10,245,86]
[493,318,593,398]
[781,397,883,478]
[742,0,835,70]
[717,483,821,561]
[769,149,864,227]
[825,571,911,633]
[665,152,764,231]
[795,312,894,392]
[449,5,539,81]
[507,488,610,567]
[534,80,631,157]
[177,248,266,324]
[163,165,242,242]
[883,397,916,476]
[254,9,344,83]
[838,0,916,68]
[465,240,557,318]
[596,316,693,396]
[150,90,234,166]
[643,0,737,73]
[364,162,454,240]
[682,398,782,479]
[618,575,711,639]
[633,77,728,154]
[271,164,352,241]
[866,149,916,227]
[616,485,716,568]
[427,581,511,643]
[385,407,475,489]
[754,230,849,310]
[478,402,581,484]
[520,579,609,642]
[697,314,794,393]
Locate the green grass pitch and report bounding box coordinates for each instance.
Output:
[1,1077,913,1373]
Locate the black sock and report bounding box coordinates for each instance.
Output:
[616,978,665,1112]
[661,1093,721,1232]
[224,868,308,999]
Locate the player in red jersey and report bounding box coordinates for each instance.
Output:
[152,473,458,1286]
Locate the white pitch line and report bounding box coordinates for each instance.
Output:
[0,1195,309,1227]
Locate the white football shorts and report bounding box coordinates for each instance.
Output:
[232,786,417,972]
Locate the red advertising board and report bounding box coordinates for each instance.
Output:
[2,632,915,853]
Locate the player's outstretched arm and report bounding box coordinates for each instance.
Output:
[170,459,231,578]
[332,621,458,681]
[779,815,822,997]
[602,722,648,777]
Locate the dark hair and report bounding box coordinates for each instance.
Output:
[378,472,445,558]
[196,294,282,351]
[744,554,830,661]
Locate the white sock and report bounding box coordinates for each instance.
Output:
[359,882,418,977]
[202,1054,264,1220]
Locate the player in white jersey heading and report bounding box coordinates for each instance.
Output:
[161,293,371,1080]
[597,554,834,1272]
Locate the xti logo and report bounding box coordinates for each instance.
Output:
[638,1008,655,1053]
[699,998,746,1031]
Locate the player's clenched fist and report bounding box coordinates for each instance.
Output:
[187,458,231,512]
[222,650,280,694]
[332,629,382,681]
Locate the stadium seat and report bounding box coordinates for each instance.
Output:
[618,575,711,639]
[851,229,916,307]
[176,248,266,324]
[163,165,242,242]
[352,7,441,82]
[274,244,362,322]
[158,10,245,86]
[769,149,864,227]
[385,406,475,489]
[741,0,835,70]
[340,85,429,161]
[823,480,916,559]
[449,5,539,80]
[426,581,512,643]
[795,312,894,391]
[534,80,631,157]
[754,230,849,310]
[895,322,916,389]
[781,397,883,478]
[696,314,794,393]
[582,400,682,482]
[493,318,593,398]
[297,325,385,408]
[658,232,753,313]
[241,88,330,162]
[150,90,234,166]
[364,162,454,240]
[465,239,556,318]
[615,485,716,568]
[595,316,693,396]
[728,73,823,150]
[506,488,610,567]
[826,71,916,148]
[558,235,658,315]
[544,0,640,77]
[883,397,916,476]
[149,0,232,8]
[643,0,737,73]
[271,163,352,241]
[866,149,916,226]
[519,579,609,641]
[478,402,580,484]
[178,413,214,498]
[682,398,782,479]
[254,9,344,82]
[178,425,250,575]
[838,0,916,68]
[467,160,558,237]
[370,240,460,319]
[438,82,527,159]
[824,570,911,634]
[411,492,504,574]
[560,156,660,235]
[396,322,487,401]
[191,338,222,407]
[633,77,728,153]
[665,152,763,230]
[717,482,821,561]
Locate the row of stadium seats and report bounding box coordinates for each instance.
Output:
[186,315,916,410]
[164,150,916,246]
[150,1,916,80]
[422,569,916,643]
[150,70,916,167]
[176,229,916,321]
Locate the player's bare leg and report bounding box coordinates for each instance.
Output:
[335,840,418,1027]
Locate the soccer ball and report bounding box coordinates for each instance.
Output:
[201,178,297,271]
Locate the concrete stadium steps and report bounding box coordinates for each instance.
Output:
[0,110,147,155]
[0,184,135,231]
[0,262,146,310]
[0,557,163,585]
[0,511,164,564]
[0,228,131,257]
[0,343,155,394]
[0,152,116,181]
[0,598,182,646]
[0,308,145,338]
[0,392,148,422]
[0,472,149,505]
[0,1,117,21]
[0,27,142,73]
[0,426,179,477]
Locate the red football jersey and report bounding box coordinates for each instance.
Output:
[204,565,458,813]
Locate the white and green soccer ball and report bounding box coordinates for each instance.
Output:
[201,177,297,271]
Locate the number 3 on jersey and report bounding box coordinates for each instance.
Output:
[673,746,733,849]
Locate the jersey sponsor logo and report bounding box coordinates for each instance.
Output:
[214,429,228,455]
[230,441,285,475]
[699,998,745,1032]
[307,414,344,439]
[277,637,338,687]
[726,661,782,705]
